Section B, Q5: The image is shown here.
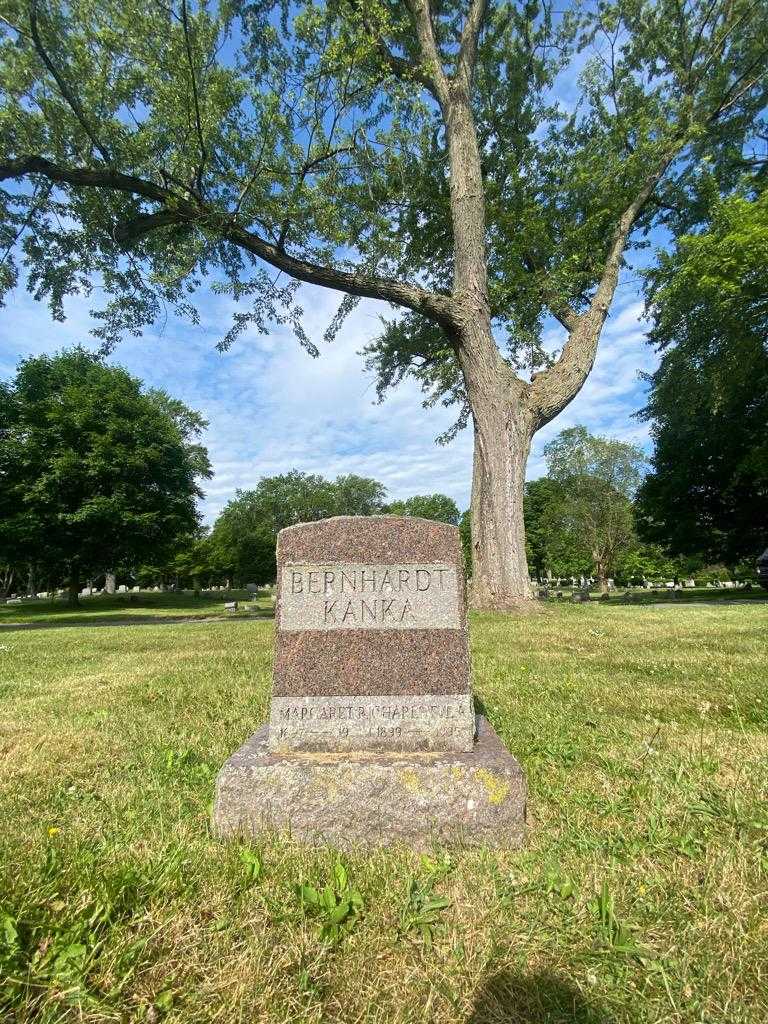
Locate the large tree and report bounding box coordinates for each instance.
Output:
[0,348,211,602]
[637,190,768,565]
[543,426,645,590]
[386,493,460,524]
[1,0,766,607]
[210,471,387,583]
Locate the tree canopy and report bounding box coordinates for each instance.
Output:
[1,0,763,354]
[386,493,460,524]
[0,347,212,599]
[541,425,645,587]
[638,189,768,564]
[209,471,387,583]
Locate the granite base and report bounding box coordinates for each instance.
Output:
[212,716,526,850]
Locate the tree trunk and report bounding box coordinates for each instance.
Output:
[26,564,36,597]
[469,408,535,609]
[67,567,80,606]
[592,556,608,594]
[105,572,116,594]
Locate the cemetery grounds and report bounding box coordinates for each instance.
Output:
[0,594,766,1023]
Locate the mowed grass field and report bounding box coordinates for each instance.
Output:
[1,602,766,1023]
[0,590,274,626]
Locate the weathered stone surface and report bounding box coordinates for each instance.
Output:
[270,516,473,752]
[269,693,475,753]
[213,514,528,849]
[273,630,470,698]
[213,716,526,850]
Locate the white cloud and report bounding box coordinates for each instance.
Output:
[0,280,658,523]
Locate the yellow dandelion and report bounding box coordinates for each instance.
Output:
[48,827,60,837]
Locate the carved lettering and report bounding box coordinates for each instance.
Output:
[340,570,357,592]
[281,563,459,630]
[416,569,430,591]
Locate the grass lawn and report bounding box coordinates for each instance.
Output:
[1,602,766,1023]
[0,591,275,627]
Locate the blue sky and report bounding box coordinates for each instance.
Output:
[0,270,658,525]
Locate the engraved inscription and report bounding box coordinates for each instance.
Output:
[269,694,476,753]
[275,699,467,723]
[280,562,460,631]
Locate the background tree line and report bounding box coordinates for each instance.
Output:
[0,348,464,600]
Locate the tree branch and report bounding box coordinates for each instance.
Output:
[457,0,488,86]
[528,154,677,426]
[403,0,450,108]
[225,221,456,325]
[28,3,113,166]
[0,155,169,202]
[180,0,207,192]
[1,154,458,327]
[112,210,184,244]
[346,0,438,97]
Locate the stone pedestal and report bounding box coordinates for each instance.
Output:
[213,716,526,850]
[213,516,527,850]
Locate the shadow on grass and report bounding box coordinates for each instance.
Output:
[468,971,611,1024]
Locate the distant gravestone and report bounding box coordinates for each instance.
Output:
[214,516,526,849]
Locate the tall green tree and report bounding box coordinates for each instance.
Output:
[1,0,766,607]
[0,348,212,602]
[386,493,460,524]
[638,190,768,565]
[523,476,590,580]
[543,426,645,590]
[210,471,387,583]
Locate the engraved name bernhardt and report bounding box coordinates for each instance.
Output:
[287,565,456,625]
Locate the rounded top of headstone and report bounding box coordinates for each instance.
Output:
[277,515,463,564]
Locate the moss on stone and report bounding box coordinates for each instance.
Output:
[475,768,510,805]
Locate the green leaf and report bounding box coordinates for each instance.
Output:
[329,900,351,925]
[333,859,348,891]
[297,885,320,906]
[1,913,18,948]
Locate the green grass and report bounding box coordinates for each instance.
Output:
[1,602,766,1023]
[0,590,275,626]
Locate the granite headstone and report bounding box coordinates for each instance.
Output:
[213,516,526,849]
